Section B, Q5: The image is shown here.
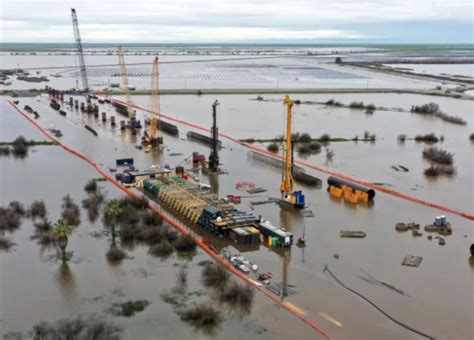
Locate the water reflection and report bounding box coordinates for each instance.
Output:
[55,262,76,300]
[208,173,220,196]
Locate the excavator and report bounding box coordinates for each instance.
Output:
[280,95,305,209]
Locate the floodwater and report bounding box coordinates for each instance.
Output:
[1,54,444,91]
[385,63,474,78]
[130,92,474,213]
[1,90,473,339]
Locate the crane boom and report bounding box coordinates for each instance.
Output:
[150,57,160,140]
[71,8,89,92]
[117,45,133,120]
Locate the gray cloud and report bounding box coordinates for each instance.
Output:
[1,0,472,42]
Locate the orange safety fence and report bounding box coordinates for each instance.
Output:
[8,100,332,340]
[113,98,474,221]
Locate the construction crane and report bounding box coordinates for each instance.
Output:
[280,95,305,209]
[117,45,135,128]
[144,57,163,147]
[71,8,89,92]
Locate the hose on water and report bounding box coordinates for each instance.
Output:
[114,98,474,221]
[323,265,435,340]
[8,100,332,340]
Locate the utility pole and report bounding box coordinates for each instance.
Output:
[71,8,89,92]
[209,100,220,172]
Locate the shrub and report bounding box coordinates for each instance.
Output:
[422,147,454,165]
[256,95,263,101]
[325,98,335,105]
[61,195,80,226]
[84,179,97,193]
[202,263,229,288]
[149,239,173,257]
[398,134,407,142]
[319,134,331,143]
[139,225,163,245]
[309,141,321,152]
[267,143,279,153]
[349,101,364,109]
[29,200,47,219]
[415,133,439,143]
[0,146,10,156]
[8,201,25,216]
[177,268,188,287]
[82,192,105,222]
[0,235,15,251]
[141,211,163,226]
[299,133,312,143]
[118,196,148,211]
[0,207,21,231]
[173,234,196,252]
[365,104,375,114]
[109,300,149,317]
[297,144,311,154]
[11,136,28,157]
[34,218,53,233]
[470,133,474,142]
[294,99,301,105]
[164,226,179,243]
[410,102,440,114]
[218,281,254,312]
[106,246,126,262]
[424,165,456,177]
[32,315,122,339]
[179,303,221,329]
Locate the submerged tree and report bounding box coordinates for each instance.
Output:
[104,200,122,243]
[52,219,73,262]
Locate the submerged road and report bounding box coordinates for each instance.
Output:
[8,99,333,340]
[112,97,474,221]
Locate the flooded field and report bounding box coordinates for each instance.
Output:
[1,88,473,339]
[1,53,448,91]
[385,63,474,78]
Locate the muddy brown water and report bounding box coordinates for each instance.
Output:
[1,93,473,339]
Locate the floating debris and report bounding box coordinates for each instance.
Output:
[402,255,423,267]
[246,187,267,194]
[301,209,315,218]
[340,230,366,238]
[395,222,420,232]
[266,281,296,297]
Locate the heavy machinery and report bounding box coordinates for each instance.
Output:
[143,57,163,147]
[208,100,220,172]
[280,95,305,209]
[117,45,139,132]
[71,8,89,92]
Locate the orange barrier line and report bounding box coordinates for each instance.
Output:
[114,98,474,221]
[8,100,332,340]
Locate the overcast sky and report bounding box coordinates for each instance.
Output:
[1,0,473,43]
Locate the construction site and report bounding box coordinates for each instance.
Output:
[1,6,473,340]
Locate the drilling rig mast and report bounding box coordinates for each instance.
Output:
[71,8,89,92]
[117,45,134,123]
[280,95,305,209]
[144,57,163,147]
[208,100,220,172]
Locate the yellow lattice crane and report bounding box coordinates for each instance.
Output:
[117,45,134,123]
[144,57,163,147]
[280,95,305,209]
